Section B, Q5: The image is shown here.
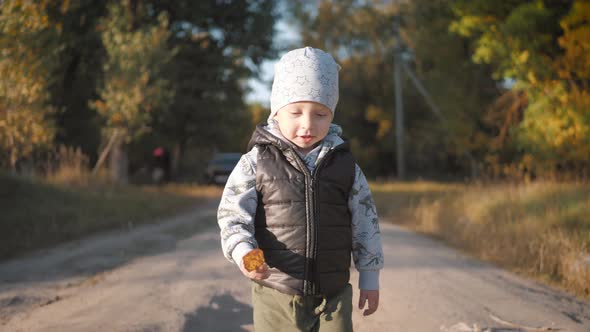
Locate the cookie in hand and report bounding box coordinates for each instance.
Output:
[243,248,265,272]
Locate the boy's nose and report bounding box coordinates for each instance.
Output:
[301,114,313,130]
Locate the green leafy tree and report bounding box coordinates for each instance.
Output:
[290,0,497,177]
[149,0,278,173]
[92,0,175,182]
[401,0,499,176]
[451,0,590,176]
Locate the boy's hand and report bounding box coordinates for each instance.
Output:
[238,257,270,280]
[358,290,379,316]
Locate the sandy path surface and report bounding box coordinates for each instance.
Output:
[1,204,589,332]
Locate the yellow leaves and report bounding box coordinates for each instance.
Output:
[560,1,590,28]
[60,0,70,15]
[503,1,590,167]
[1,0,53,32]
[472,33,499,65]
[558,92,569,106]
[0,1,59,164]
[517,50,529,64]
[557,0,590,80]
[365,105,392,139]
[377,120,393,139]
[110,113,123,126]
[449,15,485,37]
[0,107,56,163]
[248,103,268,127]
[518,80,590,163]
[365,104,381,122]
[527,71,538,85]
[93,100,107,113]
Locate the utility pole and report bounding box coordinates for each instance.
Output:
[393,11,405,179]
[391,3,478,180]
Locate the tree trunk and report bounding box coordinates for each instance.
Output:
[9,150,17,174]
[9,132,17,174]
[92,130,120,175]
[110,136,129,184]
[171,141,184,180]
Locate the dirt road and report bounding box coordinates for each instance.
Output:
[1,204,589,332]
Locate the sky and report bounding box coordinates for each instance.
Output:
[245,19,301,107]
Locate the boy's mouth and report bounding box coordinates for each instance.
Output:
[299,135,314,143]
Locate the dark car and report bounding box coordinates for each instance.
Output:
[206,152,241,185]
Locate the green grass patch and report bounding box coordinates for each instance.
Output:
[0,172,222,260]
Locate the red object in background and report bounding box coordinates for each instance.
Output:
[153,147,165,157]
[151,146,170,184]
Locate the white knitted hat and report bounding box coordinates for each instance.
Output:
[269,47,340,119]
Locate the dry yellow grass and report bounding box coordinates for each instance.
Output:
[144,183,223,199]
[1,169,222,260]
[373,180,590,300]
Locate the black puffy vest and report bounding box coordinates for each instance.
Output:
[247,125,355,296]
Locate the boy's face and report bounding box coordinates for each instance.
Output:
[274,101,333,153]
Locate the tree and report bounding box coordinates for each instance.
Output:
[150,0,278,173]
[0,0,61,171]
[49,1,106,163]
[289,0,497,177]
[92,0,175,182]
[0,0,279,180]
[451,0,590,176]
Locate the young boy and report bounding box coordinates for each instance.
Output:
[218,47,384,331]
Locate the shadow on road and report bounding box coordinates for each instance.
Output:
[182,292,252,332]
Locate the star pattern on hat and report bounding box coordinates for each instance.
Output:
[293,58,306,67]
[270,47,340,116]
[310,88,321,99]
[280,86,292,98]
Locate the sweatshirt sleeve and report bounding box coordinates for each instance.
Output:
[349,164,384,290]
[217,149,259,265]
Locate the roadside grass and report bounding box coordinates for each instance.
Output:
[0,171,222,260]
[6,164,590,300]
[372,180,590,300]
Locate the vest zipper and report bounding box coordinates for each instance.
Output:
[287,149,314,295]
[288,148,337,296]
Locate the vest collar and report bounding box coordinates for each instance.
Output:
[247,124,291,151]
[247,122,348,152]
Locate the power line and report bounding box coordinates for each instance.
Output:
[393,8,478,179]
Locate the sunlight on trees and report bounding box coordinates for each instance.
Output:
[0,1,60,170]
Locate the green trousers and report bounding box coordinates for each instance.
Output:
[251,282,353,332]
